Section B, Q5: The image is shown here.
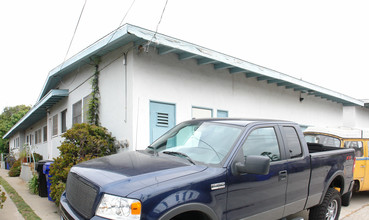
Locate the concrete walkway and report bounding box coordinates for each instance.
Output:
[0,168,59,220]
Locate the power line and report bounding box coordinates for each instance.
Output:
[145,0,169,52]
[61,0,87,69]
[103,0,136,49]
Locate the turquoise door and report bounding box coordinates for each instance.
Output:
[150,101,176,143]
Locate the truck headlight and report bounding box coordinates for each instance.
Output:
[96,194,141,220]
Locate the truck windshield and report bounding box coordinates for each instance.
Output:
[304,134,341,148]
[147,122,243,165]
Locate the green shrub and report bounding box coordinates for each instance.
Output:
[28,174,38,194]
[50,123,119,205]
[0,187,6,209]
[8,159,21,177]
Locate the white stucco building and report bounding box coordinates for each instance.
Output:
[4,24,369,160]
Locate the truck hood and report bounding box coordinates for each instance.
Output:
[71,151,207,196]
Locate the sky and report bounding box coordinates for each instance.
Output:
[1,0,368,112]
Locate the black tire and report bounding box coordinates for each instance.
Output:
[341,190,352,207]
[309,188,341,220]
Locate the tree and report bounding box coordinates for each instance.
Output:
[0,105,31,153]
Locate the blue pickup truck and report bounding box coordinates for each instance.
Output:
[60,119,355,220]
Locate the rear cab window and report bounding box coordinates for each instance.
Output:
[283,126,303,159]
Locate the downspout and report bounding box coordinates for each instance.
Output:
[46,109,52,159]
[123,52,128,123]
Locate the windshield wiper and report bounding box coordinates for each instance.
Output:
[162,151,196,165]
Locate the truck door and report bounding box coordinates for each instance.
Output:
[361,141,369,191]
[345,140,365,190]
[280,126,310,216]
[227,126,288,220]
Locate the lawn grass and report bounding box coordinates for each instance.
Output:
[0,176,41,220]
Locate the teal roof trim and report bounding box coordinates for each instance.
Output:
[3,89,69,139]
[38,24,363,107]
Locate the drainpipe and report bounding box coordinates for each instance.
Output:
[123,52,128,123]
[46,109,52,160]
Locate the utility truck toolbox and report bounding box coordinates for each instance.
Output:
[60,119,355,220]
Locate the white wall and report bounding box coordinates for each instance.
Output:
[98,43,133,150]
[343,106,369,128]
[131,48,345,149]
[10,42,368,158]
[24,118,48,159]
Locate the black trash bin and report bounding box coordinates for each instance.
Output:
[35,160,53,197]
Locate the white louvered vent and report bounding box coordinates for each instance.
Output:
[156,112,169,127]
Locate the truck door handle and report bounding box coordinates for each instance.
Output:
[361,165,365,168]
[279,170,287,181]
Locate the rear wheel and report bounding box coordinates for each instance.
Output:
[309,188,341,220]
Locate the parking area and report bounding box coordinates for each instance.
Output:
[286,191,369,220]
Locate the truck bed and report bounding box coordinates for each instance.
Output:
[305,142,355,209]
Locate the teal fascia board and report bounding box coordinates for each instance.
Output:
[37,24,364,107]
[3,89,69,139]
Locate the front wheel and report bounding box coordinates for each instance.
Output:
[309,188,341,220]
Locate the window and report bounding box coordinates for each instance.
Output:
[344,141,363,157]
[304,134,340,148]
[73,100,82,125]
[83,94,92,123]
[52,114,58,136]
[29,134,33,145]
[26,135,29,145]
[35,129,42,144]
[217,110,228,118]
[15,137,19,148]
[150,121,242,164]
[43,126,47,142]
[242,127,281,161]
[61,109,67,133]
[283,126,303,158]
[192,107,212,119]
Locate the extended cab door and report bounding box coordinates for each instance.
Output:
[226,125,288,220]
[279,125,310,216]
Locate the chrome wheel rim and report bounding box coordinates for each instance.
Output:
[325,199,338,220]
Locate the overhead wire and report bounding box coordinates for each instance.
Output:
[145,0,169,52]
[100,0,136,52]
[58,0,87,87]
[61,0,87,69]
[68,0,137,95]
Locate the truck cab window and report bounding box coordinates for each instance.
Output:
[283,126,303,158]
[242,127,281,161]
[344,141,363,157]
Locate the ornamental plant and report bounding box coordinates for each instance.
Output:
[49,123,119,205]
[0,188,6,209]
[8,159,21,177]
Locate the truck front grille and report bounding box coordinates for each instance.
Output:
[66,172,99,219]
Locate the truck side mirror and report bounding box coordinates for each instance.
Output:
[235,155,270,175]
